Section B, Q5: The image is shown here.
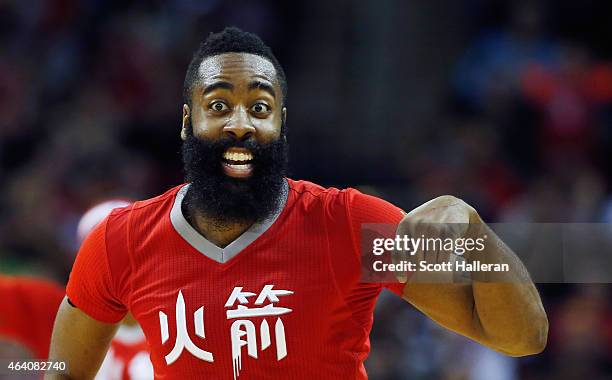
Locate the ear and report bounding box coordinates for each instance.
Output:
[181,104,190,141]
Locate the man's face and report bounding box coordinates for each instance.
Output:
[181,53,288,223]
[184,52,285,177]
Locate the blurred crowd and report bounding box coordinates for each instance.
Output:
[0,0,611,379]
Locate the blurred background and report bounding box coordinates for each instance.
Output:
[1,0,611,378]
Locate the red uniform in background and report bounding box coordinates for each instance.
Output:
[0,198,152,379]
[0,275,152,379]
[0,276,64,359]
[67,179,405,379]
[96,325,152,380]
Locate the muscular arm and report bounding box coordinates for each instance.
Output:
[45,297,118,380]
[398,196,548,356]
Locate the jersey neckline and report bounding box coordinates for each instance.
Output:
[169,179,289,264]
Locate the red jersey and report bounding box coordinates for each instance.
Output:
[0,276,151,380]
[0,276,64,359]
[96,325,152,380]
[67,179,406,379]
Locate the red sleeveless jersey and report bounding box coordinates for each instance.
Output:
[67,179,406,379]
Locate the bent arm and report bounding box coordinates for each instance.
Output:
[45,297,118,380]
[401,211,548,356]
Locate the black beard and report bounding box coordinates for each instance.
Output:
[181,128,288,225]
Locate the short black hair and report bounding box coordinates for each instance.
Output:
[183,27,287,108]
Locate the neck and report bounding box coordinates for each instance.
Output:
[183,202,254,248]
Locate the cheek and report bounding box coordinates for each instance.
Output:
[192,114,228,138]
[252,116,282,140]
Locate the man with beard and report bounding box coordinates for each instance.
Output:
[47,27,547,379]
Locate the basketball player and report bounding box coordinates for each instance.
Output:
[47,27,547,379]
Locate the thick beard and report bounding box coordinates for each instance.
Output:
[181,127,288,226]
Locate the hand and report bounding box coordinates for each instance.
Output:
[394,195,481,284]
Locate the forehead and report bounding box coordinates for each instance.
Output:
[197,52,279,87]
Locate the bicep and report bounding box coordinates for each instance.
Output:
[402,283,486,342]
[47,297,118,380]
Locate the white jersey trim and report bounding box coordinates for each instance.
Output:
[169,180,289,263]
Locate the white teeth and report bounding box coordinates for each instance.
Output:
[223,151,253,162]
[225,163,252,170]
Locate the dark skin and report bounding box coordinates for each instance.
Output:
[397,196,548,356]
[181,52,287,247]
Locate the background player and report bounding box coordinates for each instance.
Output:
[0,200,152,379]
[0,275,64,360]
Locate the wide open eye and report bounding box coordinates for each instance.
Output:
[250,102,270,114]
[210,101,229,112]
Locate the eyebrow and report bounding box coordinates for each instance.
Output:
[248,81,276,99]
[202,81,234,95]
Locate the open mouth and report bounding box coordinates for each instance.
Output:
[221,148,254,178]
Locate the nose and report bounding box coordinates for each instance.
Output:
[223,108,256,141]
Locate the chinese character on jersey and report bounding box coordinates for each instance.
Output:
[225,285,293,380]
[159,290,214,365]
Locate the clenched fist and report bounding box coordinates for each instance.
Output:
[394,195,484,284]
